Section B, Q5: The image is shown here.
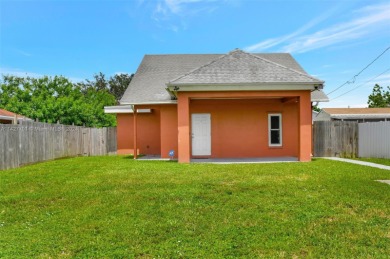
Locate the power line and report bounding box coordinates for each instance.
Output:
[327,45,390,95]
[331,67,390,100]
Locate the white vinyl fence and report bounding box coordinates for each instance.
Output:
[358,121,390,159]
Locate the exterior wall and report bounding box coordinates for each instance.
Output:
[177,90,312,162]
[190,99,299,158]
[117,91,312,162]
[116,110,161,155]
[137,109,161,155]
[160,105,178,158]
[116,105,178,158]
[116,113,134,154]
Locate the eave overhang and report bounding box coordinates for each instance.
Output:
[167,82,323,91]
[119,100,178,106]
[104,105,154,114]
[166,82,324,100]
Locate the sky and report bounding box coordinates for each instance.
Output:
[0,0,389,108]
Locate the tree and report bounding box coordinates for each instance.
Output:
[109,73,133,102]
[312,104,321,112]
[77,72,133,103]
[367,84,390,108]
[0,75,116,127]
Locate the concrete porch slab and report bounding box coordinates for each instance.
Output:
[137,155,177,161]
[190,157,298,164]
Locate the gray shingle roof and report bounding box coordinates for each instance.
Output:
[169,49,323,85]
[120,50,325,104]
[311,90,329,102]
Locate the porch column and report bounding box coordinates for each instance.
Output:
[133,105,138,159]
[299,93,312,161]
[177,94,190,163]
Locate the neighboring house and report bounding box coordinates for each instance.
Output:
[105,49,328,163]
[0,109,32,124]
[312,111,319,123]
[315,108,390,122]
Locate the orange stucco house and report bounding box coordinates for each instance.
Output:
[105,49,328,163]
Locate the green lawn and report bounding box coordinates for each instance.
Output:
[1,157,389,258]
[354,157,390,167]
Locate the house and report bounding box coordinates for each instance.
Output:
[105,49,328,163]
[315,108,390,122]
[312,110,319,123]
[0,109,32,124]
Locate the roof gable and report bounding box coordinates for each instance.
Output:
[120,50,325,104]
[168,49,323,86]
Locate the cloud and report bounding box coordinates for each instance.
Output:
[163,0,217,15]
[150,0,219,31]
[245,5,339,52]
[245,2,390,53]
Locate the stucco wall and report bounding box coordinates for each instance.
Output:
[190,98,299,158]
[116,90,312,162]
[116,110,161,155]
[116,113,134,155]
[178,91,312,162]
[160,105,178,158]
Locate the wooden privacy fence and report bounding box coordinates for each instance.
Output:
[0,121,117,170]
[313,121,358,158]
[358,121,390,159]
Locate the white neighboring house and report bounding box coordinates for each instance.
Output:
[0,109,32,124]
[314,108,390,122]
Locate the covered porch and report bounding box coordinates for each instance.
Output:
[176,90,312,163]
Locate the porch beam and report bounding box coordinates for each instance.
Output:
[281,97,299,103]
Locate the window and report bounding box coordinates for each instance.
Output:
[268,114,282,146]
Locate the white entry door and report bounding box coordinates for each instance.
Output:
[191,113,211,156]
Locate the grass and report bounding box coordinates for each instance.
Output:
[353,157,390,167]
[1,156,389,258]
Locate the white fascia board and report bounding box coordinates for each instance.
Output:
[0,115,32,121]
[104,105,134,114]
[167,84,317,92]
[311,98,329,102]
[104,105,154,114]
[0,115,13,120]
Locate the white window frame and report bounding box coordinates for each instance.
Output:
[268,113,282,147]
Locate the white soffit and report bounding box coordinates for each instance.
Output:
[104,105,152,114]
